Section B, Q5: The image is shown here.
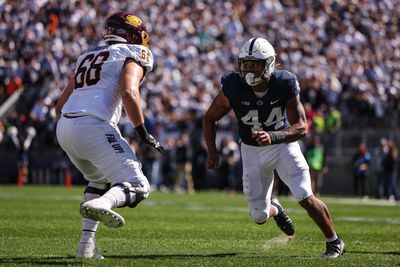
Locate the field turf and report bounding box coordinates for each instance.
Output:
[0,185,399,266]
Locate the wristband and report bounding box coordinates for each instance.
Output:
[134,124,148,140]
[267,131,286,144]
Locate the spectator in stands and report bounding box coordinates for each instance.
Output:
[191,139,208,190]
[312,107,326,134]
[159,137,176,192]
[325,106,342,133]
[304,135,327,196]
[304,102,316,132]
[174,133,195,194]
[382,140,399,201]
[141,142,159,189]
[373,138,389,199]
[217,136,239,194]
[6,113,36,184]
[352,143,371,197]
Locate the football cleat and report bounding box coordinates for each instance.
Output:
[271,198,295,236]
[80,200,125,228]
[322,237,345,258]
[76,242,104,259]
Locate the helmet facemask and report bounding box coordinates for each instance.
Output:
[239,57,275,86]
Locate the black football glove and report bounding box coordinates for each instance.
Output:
[135,124,166,153]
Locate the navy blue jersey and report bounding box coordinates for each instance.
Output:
[221,70,300,146]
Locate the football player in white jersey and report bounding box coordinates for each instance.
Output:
[55,11,165,259]
[203,38,345,258]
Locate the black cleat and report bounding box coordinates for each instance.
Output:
[322,237,345,258]
[271,198,295,236]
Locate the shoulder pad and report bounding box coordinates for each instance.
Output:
[221,71,239,86]
[118,44,154,74]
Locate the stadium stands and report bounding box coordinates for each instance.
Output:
[0,1,399,194]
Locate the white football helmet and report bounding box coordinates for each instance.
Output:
[238,38,276,86]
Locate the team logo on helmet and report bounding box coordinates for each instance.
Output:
[126,15,143,28]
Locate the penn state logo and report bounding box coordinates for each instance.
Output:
[256,100,263,105]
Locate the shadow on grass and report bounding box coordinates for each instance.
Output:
[0,256,77,265]
[349,250,400,256]
[107,253,238,259]
[0,253,238,265]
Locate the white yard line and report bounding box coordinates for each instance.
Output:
[320,197,399,207]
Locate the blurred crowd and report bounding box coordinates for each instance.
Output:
[351,138,399,201]
[0,0,399,195]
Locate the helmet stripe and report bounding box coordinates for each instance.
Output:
[248,38,258,55]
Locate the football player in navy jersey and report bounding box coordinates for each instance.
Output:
[203,38,345,258]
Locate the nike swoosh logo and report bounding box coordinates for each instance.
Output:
[270,100,279,105]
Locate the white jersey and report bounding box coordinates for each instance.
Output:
[62,43,153,125]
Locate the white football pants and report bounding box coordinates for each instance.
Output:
[240,141,313,223]
[56,116,149,189]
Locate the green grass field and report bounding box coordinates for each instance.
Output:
[0,186,399,266]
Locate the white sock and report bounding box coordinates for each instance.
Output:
[80,218,99,243]
[327,234,338,243]
[271,205,279,216]
[99,186,127,208]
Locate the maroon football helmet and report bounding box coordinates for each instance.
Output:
[104,11,150,47]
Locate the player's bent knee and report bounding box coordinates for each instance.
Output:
[114,182,150,208]
[299,195,315,208]
[251,209,268,224]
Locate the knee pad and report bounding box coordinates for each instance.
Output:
[250,208,269,225]
[83,183,111,202]
[114,182,150,208]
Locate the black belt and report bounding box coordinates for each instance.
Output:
[63,114,88,119]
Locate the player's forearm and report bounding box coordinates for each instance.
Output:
[121,89,144,127]
[55,78,75,119]
[267,122,307,144]
[284,122,308,143]
[202,117,218,154]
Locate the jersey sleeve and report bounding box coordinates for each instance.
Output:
[121,44,154,75]
[288,72,300,98]
[221,72,235,99]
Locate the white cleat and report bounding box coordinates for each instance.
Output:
[76,242,104,259]
[80,200,125,228]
